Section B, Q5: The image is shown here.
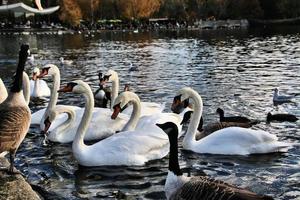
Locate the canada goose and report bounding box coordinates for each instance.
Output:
[156,121,274,200]
[0,44,31,174]
[216,108,253,123]
[267,112,298,123]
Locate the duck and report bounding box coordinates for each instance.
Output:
[59,57,73,65]
[103,69,165,116]
[273,88,296,103]
[267,112,298,123]
[56,81,186,166]
[30,67,51,98]
[128,62,138,72]
[0,44,31,174]
[0,78,8,104]
[173,87,295,155]
[156,121,274,200]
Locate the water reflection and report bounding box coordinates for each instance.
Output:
[0,28,300,199]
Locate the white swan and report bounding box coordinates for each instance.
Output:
[43,99,128,143]
[30,67,51,98]
[176,87,294,155]
[58,80,185,166]
[0,78,8,104]
[103,69,165,116]
[273,88,296,103]
[31,64,79,130]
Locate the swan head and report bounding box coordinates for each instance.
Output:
[58,80,89,94]
[171,94,190,114]
[38,64,59,78]
[32,67,40,80]
[103,69,117,82]
[175,87,195,102]
[111,91,139,119]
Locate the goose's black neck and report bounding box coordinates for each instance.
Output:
[166,124,182,176]
[10,44,29,93]
[217,108,224,120]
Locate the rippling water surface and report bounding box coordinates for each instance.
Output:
[0,27,300,199]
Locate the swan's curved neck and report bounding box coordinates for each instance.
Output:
[122,97,141,131]
[22,72,30,105]
[73,85,94,152]
[183,90,203,147]
[42,71,60,125]
[111,75,119,109]
[51,107,75,136]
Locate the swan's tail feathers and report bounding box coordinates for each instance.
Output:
[251,141,297,154]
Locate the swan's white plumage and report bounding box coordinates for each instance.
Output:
[104,69,165,116]
[179,87,295,155]
[30,79,51,97]
[69,84,184,166]
[47,106,128,143]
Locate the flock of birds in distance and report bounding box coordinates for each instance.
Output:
[0,44,299,200]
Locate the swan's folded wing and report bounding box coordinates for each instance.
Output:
[0,107,30,150]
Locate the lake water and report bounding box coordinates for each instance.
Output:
[0,27,299,199]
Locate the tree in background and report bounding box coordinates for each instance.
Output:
[116,0,162,20]
[59,0,82,26]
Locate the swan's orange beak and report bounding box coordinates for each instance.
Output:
[111,104,121,120]
[42,117,51,136]
[37,67,49,78]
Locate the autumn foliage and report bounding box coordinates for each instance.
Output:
[59,0,82,26]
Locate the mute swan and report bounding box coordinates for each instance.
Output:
[30,64,80,130]
[157,122,274,200]
[30,67,51,98]
[57,81,184,166]
[273,88,296,103]
[267,112,298,123]
[103,69,165,116]
[0,44,31,174]
[174,87,295,155]
[0,78,8,104]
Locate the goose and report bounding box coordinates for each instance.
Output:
[55,81,185,166]
[156,122,274,200]
[174,87,295,155]
[1,72,30,105]
[0,44,31,174]
[0,78,8,104]
[30,67,51,98]
[216,108,253,123]
[267,112,298,123]
[103,69,165,116]
[273,88,296,103]
[59,57,73,65]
